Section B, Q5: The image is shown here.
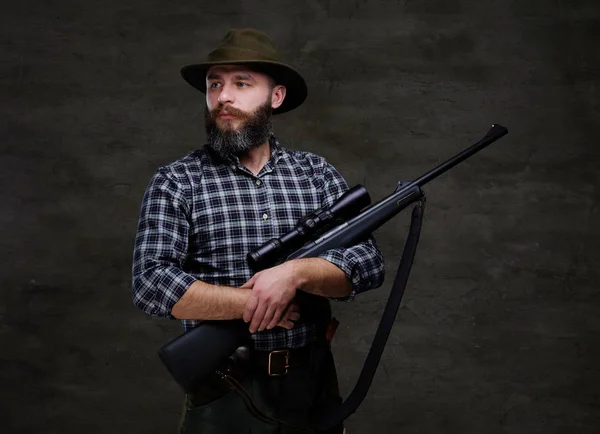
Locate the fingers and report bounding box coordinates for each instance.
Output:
[273,305,300,330]
[277,319,294,329]
[248,302,300,332]
[257,305,283,333]
[266,301,300,330]
[266,307,284,330]
[243,294,258,323]
[287,310,300,322]
[248,301,269,333]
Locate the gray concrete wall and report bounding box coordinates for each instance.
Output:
[1,0,598,433]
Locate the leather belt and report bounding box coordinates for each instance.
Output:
[188,343,319,406]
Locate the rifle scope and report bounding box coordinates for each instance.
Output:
[247,184,371,271]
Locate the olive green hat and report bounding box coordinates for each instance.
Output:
[181,28,307,115]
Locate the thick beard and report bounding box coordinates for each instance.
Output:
[204,99,273,160]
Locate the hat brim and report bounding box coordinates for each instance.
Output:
[181,60,307,115]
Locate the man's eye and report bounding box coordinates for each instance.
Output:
[237,82,248,88]
[209,82,221,89]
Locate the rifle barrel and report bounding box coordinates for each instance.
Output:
[287,123,509,262]
[412,124,508,187]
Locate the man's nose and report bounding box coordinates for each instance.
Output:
[217,84,235,105]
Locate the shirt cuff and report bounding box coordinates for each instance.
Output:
[318,248,361,301]
[155,267,198,317]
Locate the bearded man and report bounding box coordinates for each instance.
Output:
[132,29,385,434]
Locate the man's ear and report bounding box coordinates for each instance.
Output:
[271,85,286,110]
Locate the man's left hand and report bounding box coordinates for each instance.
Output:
[241,262,299,333]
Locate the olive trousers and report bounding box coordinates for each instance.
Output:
[178,341,344,434]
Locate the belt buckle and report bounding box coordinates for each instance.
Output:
[268,349,289,376]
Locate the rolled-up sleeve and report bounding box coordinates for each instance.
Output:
[317,162,385,301]
[131,169,197,317]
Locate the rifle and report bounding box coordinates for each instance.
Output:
[157,123,508,430]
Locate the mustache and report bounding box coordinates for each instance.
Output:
[209,104,252,120]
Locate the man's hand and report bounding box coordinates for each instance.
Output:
[241,263,299,333]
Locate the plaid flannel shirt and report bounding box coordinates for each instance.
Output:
[132,135,385,350]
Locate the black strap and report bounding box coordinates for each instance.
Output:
[314,197,426,430]
[221,198,426,432]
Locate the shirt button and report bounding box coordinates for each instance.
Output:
[262,213,269,220]
[255,179,261,186]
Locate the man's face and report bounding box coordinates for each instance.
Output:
[204,65,278,158]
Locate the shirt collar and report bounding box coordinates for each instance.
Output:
[264,135,285,170]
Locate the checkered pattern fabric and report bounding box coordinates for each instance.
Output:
[132,135,385,350]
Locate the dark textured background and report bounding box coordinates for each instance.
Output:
[1,0,599,433]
